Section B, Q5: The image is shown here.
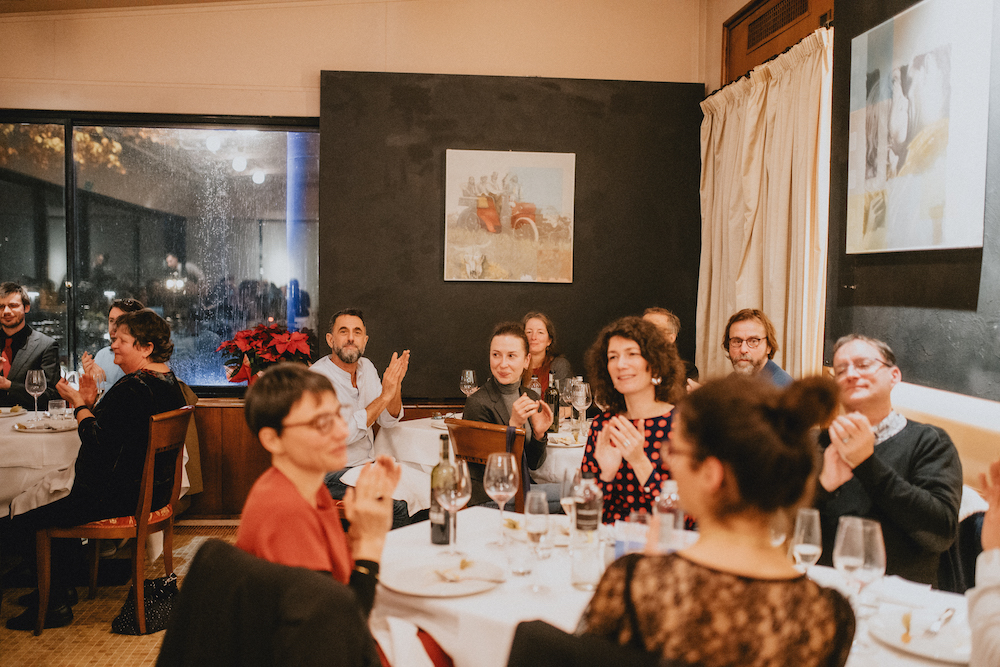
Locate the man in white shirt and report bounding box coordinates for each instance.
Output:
[310,308,411,526]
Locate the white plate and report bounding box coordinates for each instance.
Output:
[868,607,970,664]
[547,436,585,448]
[379,560,505,598]
[0,407,27,418]
[430,421,449,430]
[13,420,78,433]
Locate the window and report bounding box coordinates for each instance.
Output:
[0,117,319,389]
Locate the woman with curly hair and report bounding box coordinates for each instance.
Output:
[580,316,685,523]
[521,311,571,394]
[579,375,855,667]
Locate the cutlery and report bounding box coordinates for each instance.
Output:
[434,569,506,584]
[923,607,955,637]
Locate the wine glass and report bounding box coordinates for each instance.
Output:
[433,459,471,556]
[558,378,576,423]
[833,516,885,610]
[571,382,592,438]
[769,510,789,548]
[25,370,46,421]
[789,508,822,573]
[525,489,550,559]
[484,452,518,546]
[560,468,581,527]
[854,519,887,617]
[459,369,478,397]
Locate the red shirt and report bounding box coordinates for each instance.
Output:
[236,467,352,584]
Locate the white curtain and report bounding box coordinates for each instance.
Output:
[696,28,833,380]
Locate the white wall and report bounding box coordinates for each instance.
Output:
[0,0,709,117]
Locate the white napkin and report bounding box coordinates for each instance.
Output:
[339,462,431,515]
[10,465,76,517]
[873,575,933,607]
[370,616,435,667]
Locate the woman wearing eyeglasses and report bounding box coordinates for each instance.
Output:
[81,297,145,400]
[579,375,855,667]
[6,309,186,630]
[581,317,686,524]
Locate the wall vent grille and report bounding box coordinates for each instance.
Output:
[747,0,808,49]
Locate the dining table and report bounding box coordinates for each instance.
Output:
[371,417,588,512]
[0,410,82,517]
[370,506,972,667]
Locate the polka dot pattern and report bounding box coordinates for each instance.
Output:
[580,410,673,524]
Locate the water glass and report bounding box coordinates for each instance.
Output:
[48,399,67,421]
[525,490,550,559]
[789,508,822,573]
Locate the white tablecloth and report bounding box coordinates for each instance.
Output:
[0,413,82,516]
[371,507,970,667]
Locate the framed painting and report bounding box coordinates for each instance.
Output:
[846,0,993,253]
[444,149,575,282]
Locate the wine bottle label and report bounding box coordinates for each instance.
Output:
[576,506,600,532]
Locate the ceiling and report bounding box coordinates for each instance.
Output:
[0,0,241,13]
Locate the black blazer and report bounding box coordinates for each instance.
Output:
[463,376,548,471]
[1,327,60,409]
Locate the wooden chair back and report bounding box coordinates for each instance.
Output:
[444,418,526,513]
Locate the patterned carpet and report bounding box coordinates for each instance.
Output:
[0,525,237,666]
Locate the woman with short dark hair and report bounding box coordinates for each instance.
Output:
[579,375,855,667]
[581,316,684,523]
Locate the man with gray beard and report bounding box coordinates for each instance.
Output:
[721,308,792,387]
[310,309,411,525]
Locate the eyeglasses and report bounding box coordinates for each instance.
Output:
[727,336,765,350]
[281,411,345,435]
[111,298,143,311]
[833,357,891,379]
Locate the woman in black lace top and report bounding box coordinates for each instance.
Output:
[579,375,856,667]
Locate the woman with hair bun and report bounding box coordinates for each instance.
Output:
[579,374,856,667]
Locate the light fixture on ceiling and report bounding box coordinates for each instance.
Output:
[232,156,247,172]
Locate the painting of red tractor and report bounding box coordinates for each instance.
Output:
[445,149,574,283]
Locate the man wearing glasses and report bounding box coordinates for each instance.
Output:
[721,308,792,387]
[815,334,962,586]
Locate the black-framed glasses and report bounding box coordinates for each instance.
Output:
[111,298,144,312]
[281,411,346,435]
[727,336,765,349]
[833,357,891,379]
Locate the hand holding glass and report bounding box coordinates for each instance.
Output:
[433,459,471,556]
[25,370,47,420]
[484,452,518,546]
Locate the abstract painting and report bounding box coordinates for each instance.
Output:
[846,0,992,253]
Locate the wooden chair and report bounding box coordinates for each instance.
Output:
[443,418,526,513]
[35,405,194,635]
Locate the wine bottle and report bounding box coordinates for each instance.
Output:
[545,371,560,433]
[430,434,452,545]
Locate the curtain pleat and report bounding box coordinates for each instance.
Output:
[696,28,834,381]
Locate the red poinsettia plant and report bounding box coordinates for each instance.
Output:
[217,324,314,384]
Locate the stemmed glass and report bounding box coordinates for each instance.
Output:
[559,378,576,423]
[560,468,581,527]
[433,458,471,556]
[832,516,886,616]
[484,452,518,546]
[571,381,592,439]
[25,370,46,421]
[459,370,478,397]
[524,490,551,593]
[789,508,822,573]
[769,510,789,548]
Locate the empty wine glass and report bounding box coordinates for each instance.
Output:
[433,458,471,556]
[525,489,550,559]
[833,516,885,611]
[25,370,46,421]
[789,508,822,573]
[459,369,478,397]
[769,510,789,548]
[484,452,518,546]
[571,381,592,438]
[558,378,576,423]
[854,519,886,617]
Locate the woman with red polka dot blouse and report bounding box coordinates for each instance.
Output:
[580,316,687,524]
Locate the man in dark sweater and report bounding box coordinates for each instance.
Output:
[815,334,962,586]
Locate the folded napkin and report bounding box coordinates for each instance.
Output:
[10,465,76,517]
[873,575,933,607]
[370,616,435,667]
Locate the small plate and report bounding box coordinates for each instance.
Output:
[13,420,78,433]
[379,560,504,598]
[0,407,27,418]
[547,435,585,448]
[868,606,970,664]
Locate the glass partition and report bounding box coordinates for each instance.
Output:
[0,123,68,362]
[74,126,319,386]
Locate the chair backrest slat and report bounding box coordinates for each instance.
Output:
[135,406,194,532]
[444,418,526,513]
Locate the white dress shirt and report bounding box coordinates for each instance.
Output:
[309,355,402,468]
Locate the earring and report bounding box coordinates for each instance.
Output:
[651,376,662,386]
